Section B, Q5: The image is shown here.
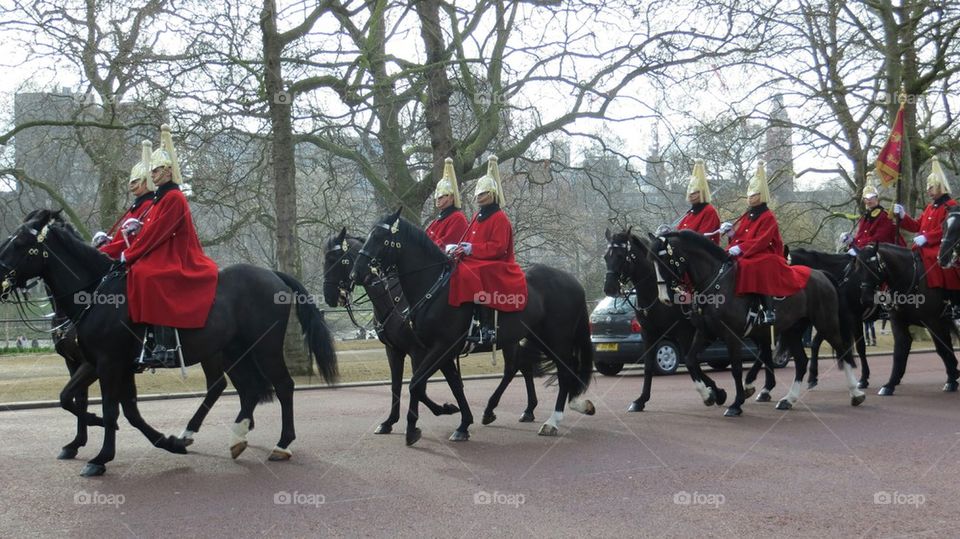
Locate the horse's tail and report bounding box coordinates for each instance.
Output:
[273,271,339,384]
[566,303,594,399]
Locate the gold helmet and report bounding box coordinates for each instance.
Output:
[747,160,771,204]
[129,140,156,190]
[474,155,505,205]
[149,124,182,184]
[926,157,951,194]
[433,157,461,208]
[862,171,879,199]
[686,158,711,203]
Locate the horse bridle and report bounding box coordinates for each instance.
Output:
[606,239,653,314]
[0,223,52,294]
[858,246,920,308]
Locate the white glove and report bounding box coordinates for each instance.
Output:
[913,234,927,247]
[893,203,905,218]
[458,242,473,255]
[444,244,458,255]
[847,248,857,257]
[121,217,143,235]
[719,222,733,235]
[92,231,110,248]
[120,252,126,264]
[838,232,853,247]
[728,245,742,257]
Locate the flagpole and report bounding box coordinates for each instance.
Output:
[895,89,906,231]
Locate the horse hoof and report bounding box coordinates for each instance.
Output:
[756,391,771,403]
[857,380,869,389]
[449,430,469,442]
[851,394,866,406]
[268,447,292,461]
[723,407,742,417]
[374,423,393,434]
[743,385,756,399]
[179,437,194,447]
[405,428,422,446]
[878,386,895,396]
[163,436,189,455]
[943,381,959,392]
[704,391,716,407]
[807,380,819,389]
[519,412,535,422]
[439,403,460,415]
[230,441,248,459]
[481,412,497,425]
[58,447,79,460]
[714,389,727,406]
[581,400,596,416]
[775,399,792,410]
[538,424,558,436]
[80,463,106,477]
[627,402,645,412]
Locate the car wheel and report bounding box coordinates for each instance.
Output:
[707,359,729,371]
[652,341,680,375]
[595,361,623,376]
[772,350,790,369]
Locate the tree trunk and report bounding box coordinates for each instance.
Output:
[417,0,456,189]
[261,0,310,376]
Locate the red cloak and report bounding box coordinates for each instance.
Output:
[729,206,811,296]
[448,206,527,312]
[425,207,468,248]
[99,194,154,259]
[677,203,721,244]
[853,207,904,249]
[900,196,960,289]
[123,184,219,328]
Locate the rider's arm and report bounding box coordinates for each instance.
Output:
[469,216,512,260]
[899,212,920,233]
[736,213,781,257]
[122,193,185,265]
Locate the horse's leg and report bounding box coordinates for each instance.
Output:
[879,320,912,396]
[180,357,228,445]
[538,378,569,437]
[744,358,762,398]
[376,345,405,434]
[852,319,869,388]
[808,331,824,388]
[683,331,726,407]
[117,375,189,454]
[438,360,472,441]
[58,361,99,459]
[519,361,538,422]
[405,348,455,446]
[227,386,261,459]
[482,352,519,425]
[80,376,120,477]
[628,339,657,412]
[252,350,297,461]
[776,330,807,410]
[754,332,776,402]
[929,320,959,392]
[724,340,745,417]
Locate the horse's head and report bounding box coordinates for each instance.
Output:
[603,228,637,296]
[853,243,883,308]
[646,232,685,305]
[0,209,65,299]
[938,208,960,268]
[323,227,356,308]
[351,208,403,285]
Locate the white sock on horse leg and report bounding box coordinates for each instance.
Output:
[230,418,250,446]
[545,411,563,428]
[844,363,864,396]
[693,380,712,402]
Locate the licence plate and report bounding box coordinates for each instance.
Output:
[596,343,619,352]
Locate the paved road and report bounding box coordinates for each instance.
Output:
[1,351,958,538]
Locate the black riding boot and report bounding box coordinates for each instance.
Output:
[760,296,776,325]
[137,326,179,369]
[950,291,960,319]
[466,306,497,345]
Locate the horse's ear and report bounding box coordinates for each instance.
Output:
[605,228,611,241]
[647,232,657,241]
[53,209,63,220]
[391,207,403,221]
[336,227,347,242]
[626,225,633,236]
[783,244,790,257]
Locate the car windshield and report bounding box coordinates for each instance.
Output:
[593,294,636,315]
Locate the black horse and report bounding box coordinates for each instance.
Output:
[784,246,873,389]
[350,209,595,445]
[938,207,960,267]
[650,231,866,416]
[603,229,779,411]
[854,242,959,395]
[0,210,338,476]
[323,229,477,434]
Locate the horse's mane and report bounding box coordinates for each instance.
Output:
[666,229,727,259]
[788,247,849,273]
[394,216,446,261]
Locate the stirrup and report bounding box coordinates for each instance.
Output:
[761,310,776,325]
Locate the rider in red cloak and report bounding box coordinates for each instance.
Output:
[425,158,468,249]
[676,159,721,243]
[121,125,219,368]
[95,141,155,259]
[448,156,527,344]
[723,161,810,325]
